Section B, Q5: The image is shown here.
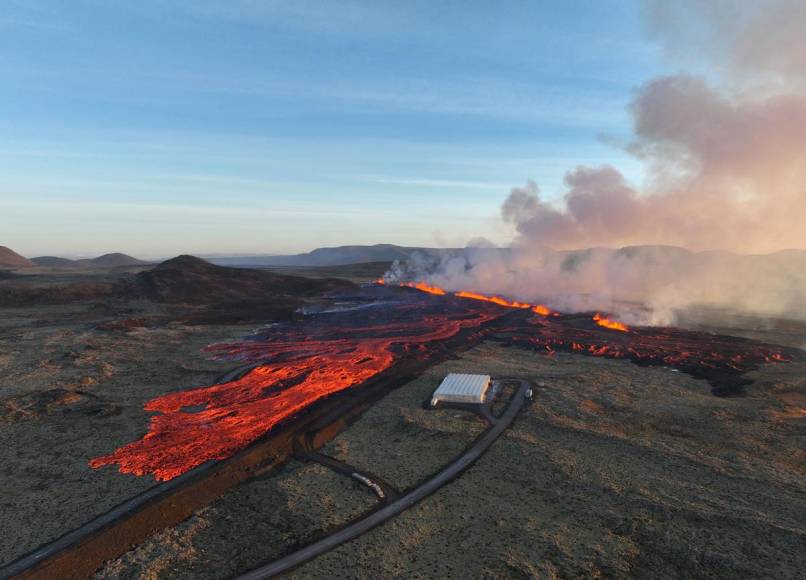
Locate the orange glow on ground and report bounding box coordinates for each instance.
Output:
[454,290,531,309]
[531,304,552,316]
[399,281,447,295]
[593,313,630,332]
[386,280,554,316]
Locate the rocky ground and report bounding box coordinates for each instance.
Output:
[95,342,806,579]
[0,298,248,564]
[0,259,358,568]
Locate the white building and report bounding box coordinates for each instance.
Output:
[431,373,492,407]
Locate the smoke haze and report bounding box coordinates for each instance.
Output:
[388,0,806,324]
[386,245,806,325]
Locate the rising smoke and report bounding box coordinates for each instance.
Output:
[388,0,806,324]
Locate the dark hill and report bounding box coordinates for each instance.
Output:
[0,246,35,269]
[130,255,355,304]
[78,253,148,267]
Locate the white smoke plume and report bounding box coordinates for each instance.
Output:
[388,0,806,325]
[644,0,806,86]
[387,245,806,325]
[502,73,806,253]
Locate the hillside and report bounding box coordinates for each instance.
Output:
[79,253,148,267]
[0,246,35,270]
[129,255,355,304]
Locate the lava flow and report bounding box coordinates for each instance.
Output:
[90,282,799,481]
[398,280,447,295]
[379,278,555,316]
[593,312,630,332]
[89,297,501,480]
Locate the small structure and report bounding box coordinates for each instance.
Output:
[431,373,491,407]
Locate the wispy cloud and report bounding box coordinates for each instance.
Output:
[361,176,511,191]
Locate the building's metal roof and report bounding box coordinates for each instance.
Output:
[431,373,491,406]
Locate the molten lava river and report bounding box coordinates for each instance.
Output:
[90,284,800,481]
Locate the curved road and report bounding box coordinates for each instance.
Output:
[296,449,400,501]
[236,379,532,580]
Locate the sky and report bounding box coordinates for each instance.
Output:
[0,0,665,258]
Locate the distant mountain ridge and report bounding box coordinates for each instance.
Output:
[206,244,458,267]
[205,244,806,272]
[31,253,149,268]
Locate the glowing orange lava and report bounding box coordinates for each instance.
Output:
[593,312,630,332]
[399,281,447,295]
[532,304,552,316]
[89,304,496,481]
[389,280,554,316]
[454,290,531,309]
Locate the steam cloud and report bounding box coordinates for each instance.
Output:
[388,0,806,324]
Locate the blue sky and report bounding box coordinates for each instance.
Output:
[1,0,665,258]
